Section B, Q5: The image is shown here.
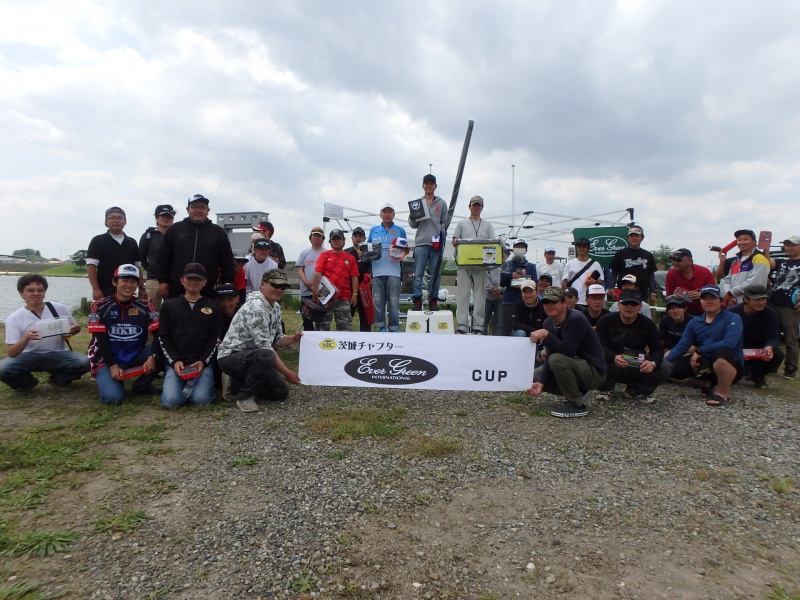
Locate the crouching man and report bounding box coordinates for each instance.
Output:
[217,269,302,413]
[88,264,160,404]
[595,289,672,404]
[527,287,606,418]
[158,263,222,408]
[1,274,89,392]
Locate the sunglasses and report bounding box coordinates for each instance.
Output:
[267,282,290,290]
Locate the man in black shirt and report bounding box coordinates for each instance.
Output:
[527,287,606,418]
[595,289,671,404]
[609,225,658,304]
[87,207,142,300]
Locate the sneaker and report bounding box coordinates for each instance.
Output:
[622,385,636,399]
[378,327,388,332]
[594,391,612,402]
[412,298,423,311]
[455,330,467,334]
[429,299,438,311]
[550,402,588,418]
[783,371,796,380]
[472,330,483,335]
[236,397,260,413]
[15,379,39,394]
[753,377,767,389]
[636,394,655,405]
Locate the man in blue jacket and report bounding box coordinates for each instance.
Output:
[665,284,743,406]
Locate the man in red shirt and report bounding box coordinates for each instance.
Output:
[311,229,360,331]
[665,248,716,316]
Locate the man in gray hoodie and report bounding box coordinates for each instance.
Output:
[408,174,448,310]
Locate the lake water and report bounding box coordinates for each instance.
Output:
[0,275,91,323]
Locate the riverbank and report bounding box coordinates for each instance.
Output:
[1,323,799,599]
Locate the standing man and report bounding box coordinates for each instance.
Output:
[769,234,800,379]
[217,270,302,413]
[368,204,406,332]
[1,274,90,392]
[527,287,607,418]
[346,227,373,332]
[716,228,770,305]
[452,195,496,334]
[665,284,744,407]
[595,289,671,404]
[244,239,279,294]
[157,263,222,408]
[500,239,538,335]
[728,285,784,389]
[87,207,142,301]
[536,246,564,287]
[408,174,448,310]
[252,220,287,269]
[561,238,603,306]
[311,229,360,331]
[153,194,235,299]
[609,225,658,303]
[139,204,176,311]
[664,248,716,316]
[296,226,326,331]
[87,265,160,405]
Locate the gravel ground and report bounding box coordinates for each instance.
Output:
[19,378,800,599]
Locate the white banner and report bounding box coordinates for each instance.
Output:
[299,332,536,391]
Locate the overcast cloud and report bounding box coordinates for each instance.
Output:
[2,0,800,268]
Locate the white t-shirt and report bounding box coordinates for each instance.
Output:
[5,301,77,353]
[536,260,564,286]
[244,254,279,293]
[562,258,604,305]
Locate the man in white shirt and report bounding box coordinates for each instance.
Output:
[1,274,89,392]
[244,239,279,294]
[562,238,604,306]
[536,246,564,286]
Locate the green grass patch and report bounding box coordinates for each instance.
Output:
[767,584,800,600]
[307,405,407,441]
[405,435,463,458]
[229,456,258,467]
[93,509,153,534]
[771,477,795,495]
[116,423,173,444]
[0,580,48,600]
[1,529,78,558]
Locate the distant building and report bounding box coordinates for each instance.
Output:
[0,255,27,263]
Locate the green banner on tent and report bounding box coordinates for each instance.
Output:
[572,227,628,268]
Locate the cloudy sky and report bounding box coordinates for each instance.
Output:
[2,0,800,268]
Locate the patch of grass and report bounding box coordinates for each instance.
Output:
[0,581,48,600]
[93,509,153,534]
[363,502,378,513]
[1,530,78,558]
[453,409,468,417]
[117,423,173,444]
[771,478,795,495]
[0,471,53,495]
[0,489,47,511]
[326,450,345,460]
[767,584,800,600]
[291,570,318,593]
[413,494,431,506]
[307,406,407,441]
[229,456,258,467]
[405,436,463,459]
[142,476,177,497]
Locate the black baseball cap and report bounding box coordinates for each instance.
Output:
[618,289,643,305]
[574,238,590,247]
[422,174,437,184]
[215,283,238,298]
[182,263,207,279]
[352,227,366,236]
[155,204,176,217]
[329,229,345,241]
[670,248,692,260]
[734,229,756,240]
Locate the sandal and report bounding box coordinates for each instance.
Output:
[706,393,728,407]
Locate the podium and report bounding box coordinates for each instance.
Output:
[405,310,454,334]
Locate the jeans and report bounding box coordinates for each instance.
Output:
[218,348,289,402]
[412,244,441,302]
[0,350,89,390]
[372,276,401,331]
[775,305,800,374]
[485,298,504,335]
[161,366,215,408]
[95,345,155,405]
